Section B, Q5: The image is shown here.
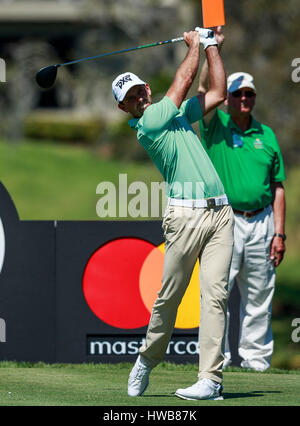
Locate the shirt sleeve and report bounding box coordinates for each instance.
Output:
[179,96,203,124]
[270,130,286,182]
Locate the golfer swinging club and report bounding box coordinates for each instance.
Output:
[112,28,234,401]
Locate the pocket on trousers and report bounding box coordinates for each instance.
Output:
[162,207,178,238]
[162,207,172,235]
[264,237,276,269]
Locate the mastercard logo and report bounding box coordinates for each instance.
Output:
[82,237,200,330]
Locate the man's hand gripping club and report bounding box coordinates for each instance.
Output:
[195,27,218,50]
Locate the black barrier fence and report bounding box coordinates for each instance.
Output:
[0,182,241,365]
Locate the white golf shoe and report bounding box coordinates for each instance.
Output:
[175,378,224,401]
[240,359,268,372]
[223,356,232,368]
[128,355,152,397]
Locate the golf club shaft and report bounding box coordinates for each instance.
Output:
[59,37,184,68]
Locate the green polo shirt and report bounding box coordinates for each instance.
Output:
[199,108,286,211]
[129,96,225,199]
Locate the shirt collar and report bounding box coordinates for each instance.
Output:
[128,117,139,129]
[228,115,262,135]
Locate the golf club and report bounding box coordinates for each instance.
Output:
[36,37,184,89]
[36,29,213,89]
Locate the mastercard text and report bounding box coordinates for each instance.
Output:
[87,336,199,356]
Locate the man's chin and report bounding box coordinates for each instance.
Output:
[240,106,252,113]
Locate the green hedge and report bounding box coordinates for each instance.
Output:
[24,111,104,144]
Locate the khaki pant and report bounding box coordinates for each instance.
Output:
[139,203,234,383]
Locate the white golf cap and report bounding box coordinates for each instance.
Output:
[227,72,256,93]
[112,72,146,102]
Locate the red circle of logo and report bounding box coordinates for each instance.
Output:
[82,238,157,329]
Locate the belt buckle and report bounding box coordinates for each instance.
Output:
[207,198,216,208]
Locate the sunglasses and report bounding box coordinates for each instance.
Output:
[231,90,256,98]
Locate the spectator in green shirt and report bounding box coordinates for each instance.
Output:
[112,29,234,400]
[198,27,286,372]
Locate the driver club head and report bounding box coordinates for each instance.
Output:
[35,65,60,89]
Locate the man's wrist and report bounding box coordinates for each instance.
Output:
[274,233,286,241]
[202,40,218,50]
[205,45,218,52]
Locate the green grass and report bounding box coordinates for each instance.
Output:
[275,258,300,308]
[0,362,299,406]
[271,257,300,369]
[1,139,299,235]
[0,139,162,220]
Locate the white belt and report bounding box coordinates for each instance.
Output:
[169,195,229,209]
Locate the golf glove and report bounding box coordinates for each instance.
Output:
[195,27,218,50]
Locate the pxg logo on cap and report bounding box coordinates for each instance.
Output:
[112,72,146,102]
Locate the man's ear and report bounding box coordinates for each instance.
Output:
[118,102,128,113]
[224,95,229,106]
[145,83,151,97]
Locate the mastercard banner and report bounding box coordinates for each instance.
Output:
[0,182,240,365]
[55,221,200,364]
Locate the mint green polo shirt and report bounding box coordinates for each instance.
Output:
[199,109,286,211]
[129,96,225,199]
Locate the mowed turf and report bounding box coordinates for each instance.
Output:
[0,362,299,406]
[0,139,162,221]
